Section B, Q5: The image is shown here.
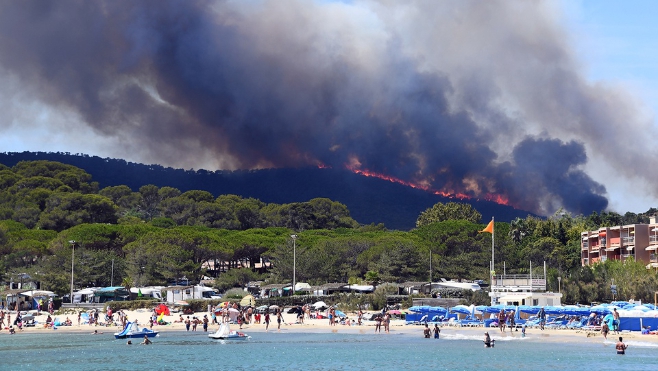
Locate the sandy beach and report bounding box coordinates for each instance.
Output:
[4,308,658,346]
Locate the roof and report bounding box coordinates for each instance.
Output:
[399,282,428,288]
[260,284,288,290]
[314,283,348,290]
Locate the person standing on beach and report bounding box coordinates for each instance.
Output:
[423,324,431,338]
[615,336,627,355]
[509,310,516,332]
[203,315,209,332]
[276,310,283,331]
[375,315,382,333]
[433,324,440,339]
[384,312,391,333]
[601,321,609,340]
[185,316,191,331]
[264,311,270,332]
[498,310,506,332]
[538,307,546,330]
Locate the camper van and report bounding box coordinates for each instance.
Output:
[164,285,218,303]
[130,287,163,301]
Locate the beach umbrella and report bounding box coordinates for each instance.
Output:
[518,305,540,314]
[450,305,472,315]
[269,305,280,310]
[427,306,448,314]
[174,300,189,306]
[561,306,590,316]
[589,305,612,315]
[335,310,346,317]
[543,306,564,315]
[388,310,402,315]
[408,306,432,313]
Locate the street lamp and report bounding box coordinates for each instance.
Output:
[558,276,562,293]
[291,234,297,297]
[68,240,76,304]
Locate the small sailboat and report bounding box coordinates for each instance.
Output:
[208,322,250,340]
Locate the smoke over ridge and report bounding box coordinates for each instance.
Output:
[1,0,656,215]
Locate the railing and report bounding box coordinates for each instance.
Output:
[491,274,546,291]
[582,242,589,249]
[651,254,657,262]
[601,256,608,262]
[623,236,635,244]
[651,236,658,243]
[582,258,589,265]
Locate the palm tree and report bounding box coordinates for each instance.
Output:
[509,217,528,244]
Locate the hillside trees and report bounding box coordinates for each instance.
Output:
[416,202,482,227]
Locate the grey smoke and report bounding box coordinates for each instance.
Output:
[1,0,654,215]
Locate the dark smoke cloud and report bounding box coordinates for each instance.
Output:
[4,0,654,215]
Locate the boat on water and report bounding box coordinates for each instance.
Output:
[208,322,250,340]
[114,321,159,339]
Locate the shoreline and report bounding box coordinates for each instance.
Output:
[3,309,658,346]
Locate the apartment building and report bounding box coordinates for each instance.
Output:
[581,217,658,269]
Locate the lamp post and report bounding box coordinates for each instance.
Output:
[558,276,562,293]
[68,240,76,304]
[291,234,297,297]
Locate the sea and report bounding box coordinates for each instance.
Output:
[1,329,657,371]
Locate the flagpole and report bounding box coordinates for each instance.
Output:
[491,217,495,295]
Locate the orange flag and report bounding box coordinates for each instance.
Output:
[479,220,494,234]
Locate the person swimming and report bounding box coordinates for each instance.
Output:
[484,332,494,348]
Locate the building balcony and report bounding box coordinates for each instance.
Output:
[582,258,589,265]
[623,236,635,244]
[651,236,658,243]
[651,254,657,263]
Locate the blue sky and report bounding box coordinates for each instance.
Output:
[564,0,658,117]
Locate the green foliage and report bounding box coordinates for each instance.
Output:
[416,202,482,227]
[214,268,263,292]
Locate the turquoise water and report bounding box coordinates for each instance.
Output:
[1,329,657,371]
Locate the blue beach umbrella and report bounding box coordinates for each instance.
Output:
[518,305,540,314]
[450,305,472,315]
[589,305,612,315]
[543,306,564,315]
[408,306,431,313]
[428,306,448,315]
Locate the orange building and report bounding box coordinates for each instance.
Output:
[581,217,658,269]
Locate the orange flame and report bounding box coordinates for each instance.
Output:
[346,165,510,206]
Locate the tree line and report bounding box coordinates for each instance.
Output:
[1,160,657,304]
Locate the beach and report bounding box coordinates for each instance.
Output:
[5,308,658,345]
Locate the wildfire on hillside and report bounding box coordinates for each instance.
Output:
[342,165,511,206]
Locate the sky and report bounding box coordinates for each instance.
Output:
[0,0,657,217]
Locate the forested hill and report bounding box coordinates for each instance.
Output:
[0,152,534,229]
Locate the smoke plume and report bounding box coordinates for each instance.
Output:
[1,0,656,215]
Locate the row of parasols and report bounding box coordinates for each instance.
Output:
[408,302,658,317]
